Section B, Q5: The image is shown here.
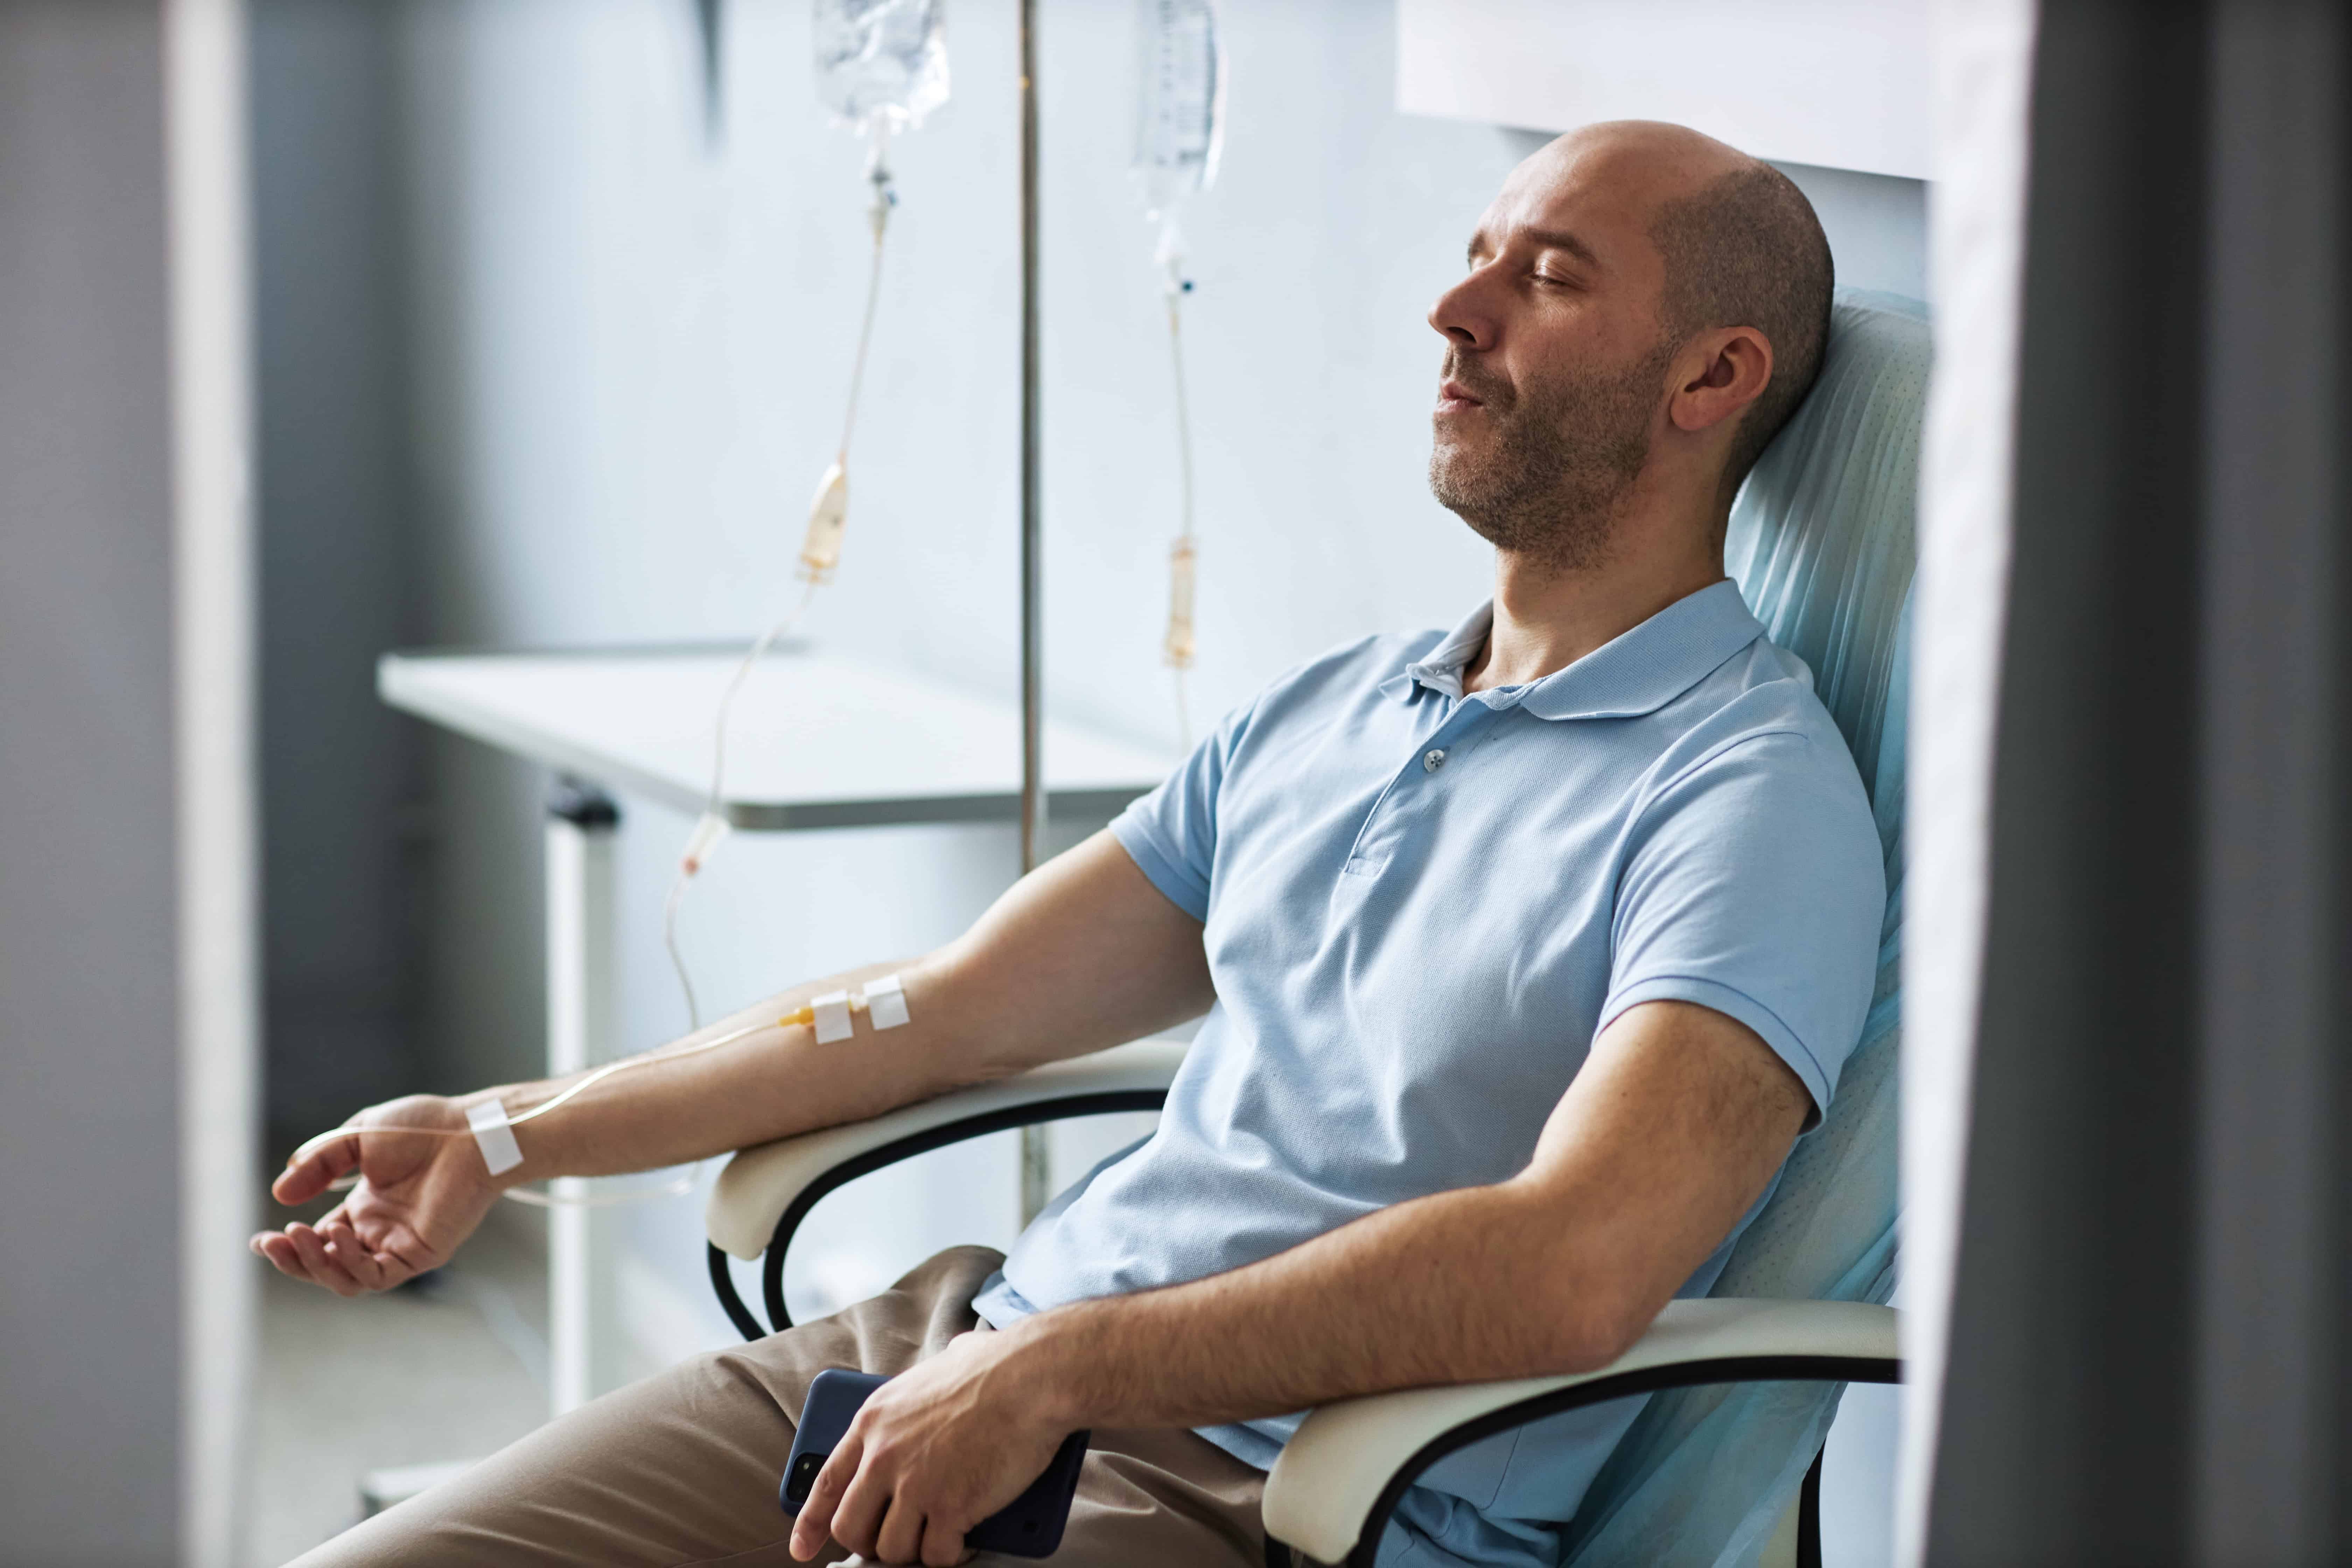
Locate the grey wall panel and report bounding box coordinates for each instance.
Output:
[0,1,182,1562]
[250,0,425,1144]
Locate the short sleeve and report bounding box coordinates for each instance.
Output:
[1601,730,1885,1128]
[1110,698,1258,923]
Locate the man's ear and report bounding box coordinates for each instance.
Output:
[1667,326,1773,435]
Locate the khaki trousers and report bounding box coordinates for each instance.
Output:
[289,1246,1282,1568]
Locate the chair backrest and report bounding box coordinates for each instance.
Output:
[1561,291,1926,1566]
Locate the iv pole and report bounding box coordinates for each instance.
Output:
[1017,0,1052,1222]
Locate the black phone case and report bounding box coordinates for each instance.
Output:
[779,1367,1090,1560]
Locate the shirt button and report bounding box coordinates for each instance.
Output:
[1423,748,1448,773]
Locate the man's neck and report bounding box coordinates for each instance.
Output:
[1461,543,1726,695]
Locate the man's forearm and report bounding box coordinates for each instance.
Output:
[468,957,965,1181]
[1004,1000,1808,1437]
[1009,1178,1628,1436]
[457,831,1219,1184]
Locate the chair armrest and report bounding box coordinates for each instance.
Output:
[1261,1298,1900,1567]
[705,1036,1188,1260]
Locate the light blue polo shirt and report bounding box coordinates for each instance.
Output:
[974,580,1884,1568]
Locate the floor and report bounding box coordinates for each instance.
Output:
[243,1215,552,1567]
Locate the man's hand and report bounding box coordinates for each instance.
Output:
[250,1094,503,1296]
[790,1327,1074,1567]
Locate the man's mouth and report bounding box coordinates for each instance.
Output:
[1436,378,1485,412]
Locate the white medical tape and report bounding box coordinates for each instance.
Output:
[810,990,855,1045]
[466,1099,525,1177]
[861,973,910,1030]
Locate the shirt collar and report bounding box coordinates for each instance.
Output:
[1378,579,1765,721]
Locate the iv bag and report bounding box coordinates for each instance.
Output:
[814,0,950,135]
[1132,0,1224,245]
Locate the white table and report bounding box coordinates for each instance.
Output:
[379,643,1172,1413]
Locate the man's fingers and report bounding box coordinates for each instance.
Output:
[253,1216,416,1296]
[251,1231,312,1282]
[918,1517,971,1568]
[255,1227,323,1287]
[254,1229,336,1289]
[827,1448,891,1562]
[283,1223,342,1291]
[792,1433,863,1560]
[286,1223,365,1297]
[873,1492,926,1566]
[322,1219,392,1291]
[377,1227,439,1281]
[273,1130,363,1206]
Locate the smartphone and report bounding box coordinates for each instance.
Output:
[779,1367,1090,1559]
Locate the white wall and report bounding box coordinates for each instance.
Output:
[379,0,1923,1550]
[1396,0,1932,180]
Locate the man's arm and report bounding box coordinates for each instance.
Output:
[790,999,1811,1566]
[254,830,1212,1296]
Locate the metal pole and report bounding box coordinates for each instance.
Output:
[1018,0,1044,876]
[1017,0,1052,1222]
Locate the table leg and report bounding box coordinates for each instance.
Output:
[545,782,622,1416]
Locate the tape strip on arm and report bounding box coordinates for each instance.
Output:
[861,973,910,1029]
[467,1098,525,1176]
[810,990,855,1045]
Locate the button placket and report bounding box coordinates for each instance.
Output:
[1340,705,1492,876]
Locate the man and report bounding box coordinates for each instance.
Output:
[260,120,1881,1568]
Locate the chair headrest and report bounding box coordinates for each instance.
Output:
[1561,295,1928,1567]
[1724,289,1927,848]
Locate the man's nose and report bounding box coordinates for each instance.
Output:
[1428,268,1498,351]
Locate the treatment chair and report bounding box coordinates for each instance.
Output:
[705,291,1926,1567]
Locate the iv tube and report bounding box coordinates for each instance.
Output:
[1162,276,1199,748]
[663,139,899,1033]
[1133,0,1222,749]
[663,0,947,1035]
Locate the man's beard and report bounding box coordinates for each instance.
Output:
[1428,341,1672,571]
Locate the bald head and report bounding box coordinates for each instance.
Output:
[1524,120,1755,208]
[1539,122,1834,492]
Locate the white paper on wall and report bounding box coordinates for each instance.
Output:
[1395,0,1931,180]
